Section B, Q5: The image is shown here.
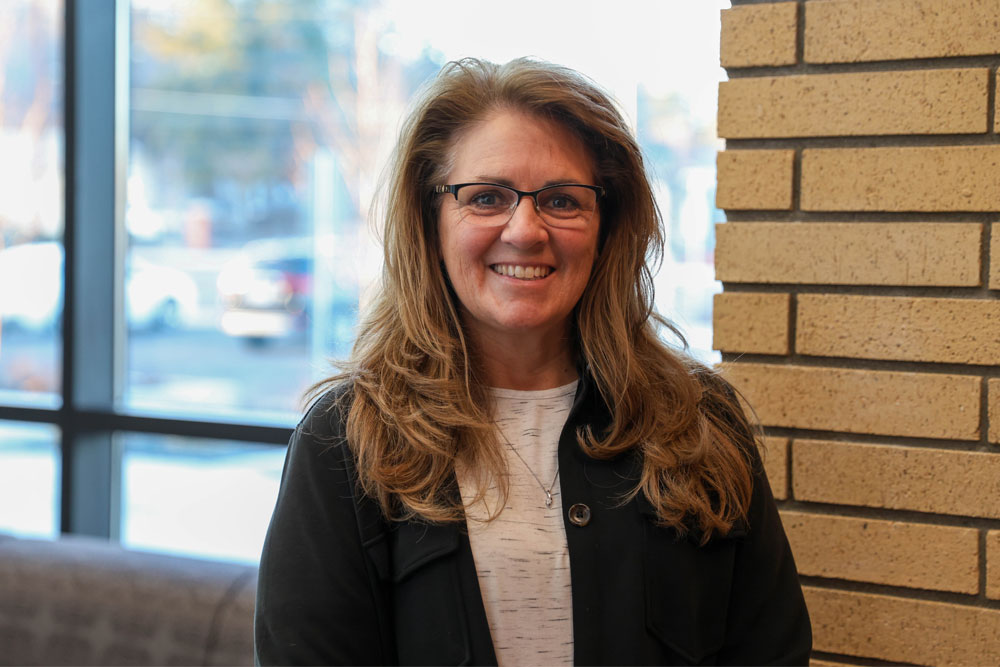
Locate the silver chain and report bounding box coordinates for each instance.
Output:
[496,425,560,508]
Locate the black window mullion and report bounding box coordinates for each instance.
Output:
[62,0,122,539]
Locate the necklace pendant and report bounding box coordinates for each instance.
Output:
[545,490,553,508]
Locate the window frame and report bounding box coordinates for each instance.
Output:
[0,0,291,541]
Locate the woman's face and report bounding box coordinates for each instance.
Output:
[437,109,601,347]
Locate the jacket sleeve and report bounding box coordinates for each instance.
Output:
[716,458,812,665]
[254,391,391,665]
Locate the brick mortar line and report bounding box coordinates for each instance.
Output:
[783,439,795,503]
[722,135,1000,148]
[807,650,911,667]
[720,351,1000,376]
[983,377,993,447]
[986,222,996,292]
[759,425,996,453]
[798,576,1000,609]
[722,211,1000,222]
[790,148,802,214]
[726,55,1000,78]
[988,65,997,135]
[719,284,995,299]
[794,0,805,67]
[778,500,1000,529]
[786,291,798,358]
[767,431,990,455]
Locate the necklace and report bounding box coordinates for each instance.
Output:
[496,425,560,508]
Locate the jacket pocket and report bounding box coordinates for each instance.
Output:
[388,521,472,666]
[642,519,739,665]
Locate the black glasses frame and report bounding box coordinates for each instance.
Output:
[433,182,606,207]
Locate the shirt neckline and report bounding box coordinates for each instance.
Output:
[488,379,579,400]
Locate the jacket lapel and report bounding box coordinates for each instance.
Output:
[388,517,497,666]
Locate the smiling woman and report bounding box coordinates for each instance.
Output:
[255,57,811,666]
[436,110,601,389]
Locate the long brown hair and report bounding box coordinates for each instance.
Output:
[312,57,756,541]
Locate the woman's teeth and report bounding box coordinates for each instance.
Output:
[491,264,551,280]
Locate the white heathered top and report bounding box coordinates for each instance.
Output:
[457,380,578,666]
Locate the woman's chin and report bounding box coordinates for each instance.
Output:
[470,313,571,342]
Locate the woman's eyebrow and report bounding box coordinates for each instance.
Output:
[469,176,589,187]
[471,176,515,186]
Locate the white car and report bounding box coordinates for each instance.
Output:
[126,256,200,330]
[0,241,199,331]
[216,237,358,343]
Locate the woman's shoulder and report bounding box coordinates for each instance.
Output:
[280,381,358,481]
[296,379,355,440]
[690,365,758,448]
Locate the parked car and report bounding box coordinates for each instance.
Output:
[0,241,200,332]
[126,256,200,330]
[216,237,358,345]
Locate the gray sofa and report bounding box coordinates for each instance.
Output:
[0,533,257,666]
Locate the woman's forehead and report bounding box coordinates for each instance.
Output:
[445,109,596,185]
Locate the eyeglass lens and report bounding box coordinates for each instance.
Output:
[455,184,598,228]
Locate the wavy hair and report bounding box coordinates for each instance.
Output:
[312,57,755,541]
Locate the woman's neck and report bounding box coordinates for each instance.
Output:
[470,328,578,391]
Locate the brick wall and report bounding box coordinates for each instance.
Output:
[715,1,1000,664]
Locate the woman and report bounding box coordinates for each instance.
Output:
[255,57,811,666]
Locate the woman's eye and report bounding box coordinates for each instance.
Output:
[546,194,580,211]
[463,188,513,211]
[470,192,501,207]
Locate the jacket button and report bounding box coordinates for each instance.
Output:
[568,503,591,527]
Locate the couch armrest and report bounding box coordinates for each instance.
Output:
[0,534,257,666]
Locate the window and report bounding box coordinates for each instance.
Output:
[0,421,59,538]
[0,0,728,562]
[119,433,284,564]
[0,0,63,408]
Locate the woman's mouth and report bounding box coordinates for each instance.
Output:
[490,264,552,280]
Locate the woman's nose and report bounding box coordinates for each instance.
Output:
[500,196,549,247]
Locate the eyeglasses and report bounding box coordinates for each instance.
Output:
[434,182,604,229]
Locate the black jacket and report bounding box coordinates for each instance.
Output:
[254,375,811,665]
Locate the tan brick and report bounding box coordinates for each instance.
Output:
[805,0,1000,63]
[805,586,1000,665]
[988,531,1000,599]
[797,294,1000,365]
[781,511,978,593]
[723,363,980,440]
[991,223,1000,290]
[718,69,988,138]
[990,379,1000,445]
[793,439,1000,519]
[716,150,794,210]
[762,436,789,500]
[712,292,790,354]
[715,222,981,286]
[721,2,798,68]
[801,146,1000,212]
[809,661,858,667]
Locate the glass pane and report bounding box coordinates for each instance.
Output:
[0,0,64,407]
[0,421,60,539]
[125,0,725,424]
[119,433,285,564]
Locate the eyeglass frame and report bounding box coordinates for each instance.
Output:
[433,182,606,227]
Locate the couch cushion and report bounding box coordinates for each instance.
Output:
[0,535,256,666]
